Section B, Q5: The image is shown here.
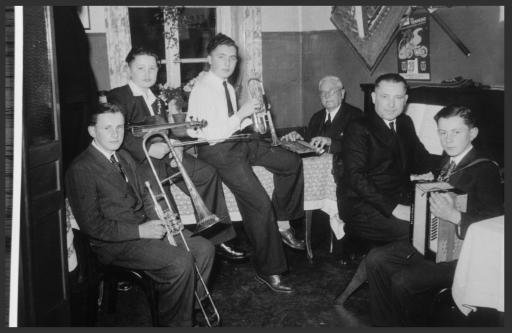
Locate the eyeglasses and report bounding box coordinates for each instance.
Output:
[320,88,342,99]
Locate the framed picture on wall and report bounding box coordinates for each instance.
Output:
[331,6,408,73]
[78,6,90,30]
[397,13,431,80]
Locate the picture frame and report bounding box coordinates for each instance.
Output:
[331,6,408,73]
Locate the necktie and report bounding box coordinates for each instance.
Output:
[438,160,456,182]
[322,112,332,135]
[110,155,129,183]
[389,121,396,133]
[223,81,235,117]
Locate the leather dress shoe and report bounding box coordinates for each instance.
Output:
[215,242,248,261]
[279,229,305,250]
[255,274,294,294]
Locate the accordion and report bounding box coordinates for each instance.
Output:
[410,181,467,263]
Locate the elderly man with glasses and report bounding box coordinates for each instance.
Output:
[281,75,362,155]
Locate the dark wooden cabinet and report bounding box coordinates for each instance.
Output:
[360,84,504,167]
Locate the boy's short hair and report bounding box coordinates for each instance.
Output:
[434,105,476,128]
[89,103,123,126]
[125,46,160,66]
[206,33,238,55]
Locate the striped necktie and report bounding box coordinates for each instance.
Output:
[110,155,129,183]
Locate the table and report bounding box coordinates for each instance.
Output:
[451,215,504,315]
[170,153,340,261]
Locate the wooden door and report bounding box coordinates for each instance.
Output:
[18,6,69,326]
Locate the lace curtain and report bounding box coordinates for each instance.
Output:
[105,6,131,89]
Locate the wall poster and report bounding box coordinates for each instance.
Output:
[397,13,430,80]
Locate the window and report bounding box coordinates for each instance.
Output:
[128,6,217,87]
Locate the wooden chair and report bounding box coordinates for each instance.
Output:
[72,229,160,326]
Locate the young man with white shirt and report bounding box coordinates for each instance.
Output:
[107,47,248,261]
[365,105,503,326]
[65,103,215,326]
[187,33,305,294]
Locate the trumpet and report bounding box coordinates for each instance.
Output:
[142,131,221,327]
[247,78,281,146]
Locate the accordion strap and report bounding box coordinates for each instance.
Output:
[449,158,499,178]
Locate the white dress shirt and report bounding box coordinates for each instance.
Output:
[451,145,473,166]
[92,139,116,162]
[187,71,252,142]
[324,105,341,123]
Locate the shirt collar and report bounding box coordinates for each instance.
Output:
[325,104,341,122]
[382,118,396,130]
[205,71,226,87]
[92,140,116,162]
[128,80,156,101]
[451,145,473,166]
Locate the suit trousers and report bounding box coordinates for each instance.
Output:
[343,203,410,243]
[107,229,214,327]
[366,240,456,326]
[197,138,304,275]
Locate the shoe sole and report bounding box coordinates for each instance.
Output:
[254,275,294,294]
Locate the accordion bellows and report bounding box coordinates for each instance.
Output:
[411,181,467,263]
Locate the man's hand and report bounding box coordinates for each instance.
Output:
[138,220,168,239]
[310,136,331,150]
[148,142,171,159]
[392,204,411,221]
[236,98,261,119]
[281,131,304,142]
[429,192,461,225]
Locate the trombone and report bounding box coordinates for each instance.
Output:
[247,78,281,146]
[142,131,221,327]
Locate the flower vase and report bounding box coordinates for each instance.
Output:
[167,99,182,123]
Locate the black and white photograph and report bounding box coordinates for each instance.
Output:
[3,4,506,327]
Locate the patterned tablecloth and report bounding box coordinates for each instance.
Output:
[451,215,504,315]
[172,153,339,227]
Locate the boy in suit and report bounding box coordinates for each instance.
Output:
[65,103,215,326]
[365,105,503,326]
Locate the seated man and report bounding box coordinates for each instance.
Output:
[281,75,362,156]
[187,33,305,294]
[365,105,504,326]
[107,46,246,261]
[65,103,215,327]
[340,73,436,243]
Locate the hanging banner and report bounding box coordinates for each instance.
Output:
[397,13,430,80]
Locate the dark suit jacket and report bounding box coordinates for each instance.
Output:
[439,148,503,238]
[65,144,147,263]
[341,111,436,219]
[305,102,363,154]
[107,85,166,163]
